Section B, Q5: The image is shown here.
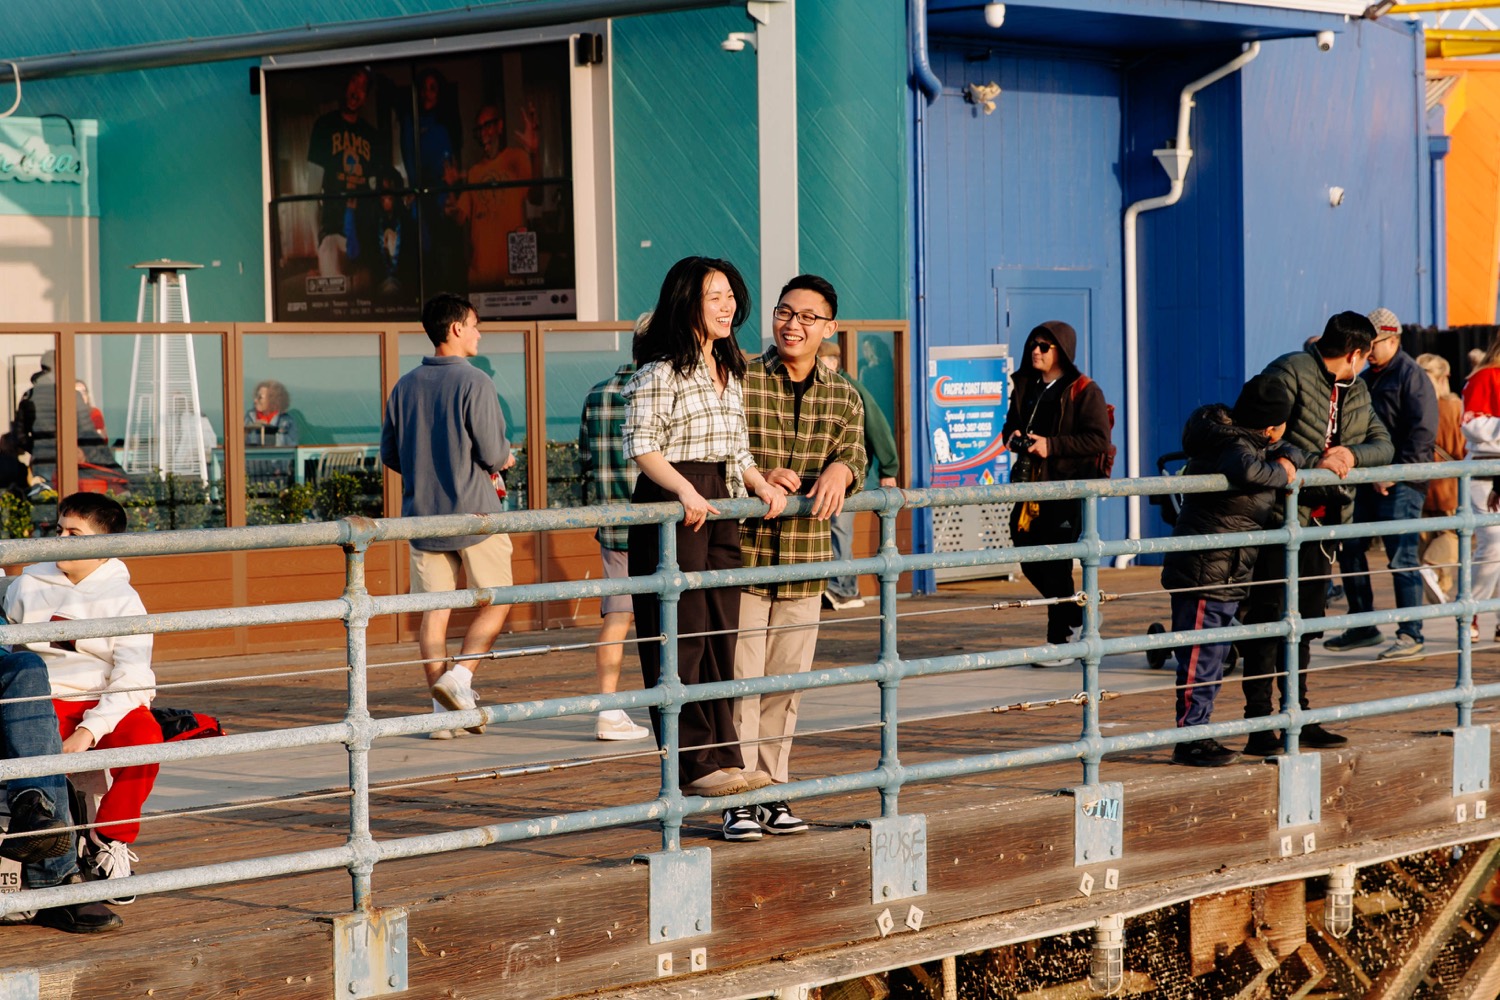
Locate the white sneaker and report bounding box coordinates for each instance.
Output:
[1034,626,1082,668]
[431,672,485,735]
[596,711,650,741]
[1419,567,1447,604]
[84,837,139,905]
[428,728,455,741]
[822,591,866,611]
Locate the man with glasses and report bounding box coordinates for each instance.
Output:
[1324,308,1437,660]
[1237,311,1393,756]
[726,275,867,842]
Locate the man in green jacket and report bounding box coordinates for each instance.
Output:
[817,339,900,610]
[1238,311,1394,756]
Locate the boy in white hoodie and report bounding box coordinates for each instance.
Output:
[0,492,157,932]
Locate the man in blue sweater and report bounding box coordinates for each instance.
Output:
[1324,308,1438,661]
[381,293,516,738]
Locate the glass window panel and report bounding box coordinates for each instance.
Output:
[852,330,902,487]
[0,333,58,535]
[244,333,382,524]
[542,328,634,509]
[398,332,528,510]
[68,333,225,531]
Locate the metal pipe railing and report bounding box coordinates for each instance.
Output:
[1,459,1498,917]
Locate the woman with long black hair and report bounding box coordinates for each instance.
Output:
[623,256,787,797]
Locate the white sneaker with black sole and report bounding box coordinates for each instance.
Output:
[84,837,139,905]
[722,806,763,841]
[754,801,808,835]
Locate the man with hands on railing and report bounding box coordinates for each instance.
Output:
[1325,308,1437,661]
[725,274,867,843]
[1237,311,1393,756]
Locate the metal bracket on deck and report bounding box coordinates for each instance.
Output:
[333,906,407,998]
[1073,782,1123,867]
[644,847,712,943]
[1277,753,1321,828]
[1452,725,1491,797]
[870,814,927,904]
[0,970,38,1000]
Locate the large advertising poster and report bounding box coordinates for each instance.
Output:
[265,43,575,322]
[926,345,1012,489]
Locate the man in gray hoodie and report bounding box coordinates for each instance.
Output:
[380,293,516,738]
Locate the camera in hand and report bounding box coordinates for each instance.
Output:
[1009,433,1036,454]
[1009,433,1041,483]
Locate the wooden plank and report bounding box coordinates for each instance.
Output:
[1282,941,1329,1000]
[1259,880,1306,959]
[1194,937,1277,1000]
[1014,971,1155,999]
[1190,891,1251,976]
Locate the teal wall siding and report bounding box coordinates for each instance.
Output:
[612,7,761,344]
[9,2,909,327]
[797,1,907,321]
[8,63,265,320]
[614,2,908,342]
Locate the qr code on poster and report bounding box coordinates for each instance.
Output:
[508,231,539,275]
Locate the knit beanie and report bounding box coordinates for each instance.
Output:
[1231,375,1294,429]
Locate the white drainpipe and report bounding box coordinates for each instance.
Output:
[1117,41,1261,569]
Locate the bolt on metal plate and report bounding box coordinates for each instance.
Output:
[1073,782,1123,867]
[869,814,927,904]
[644,847,712,943]
[1277,753,1321,829]
[333,906,407,998]
[1453,725,1491,797]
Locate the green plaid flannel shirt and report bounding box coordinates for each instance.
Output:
[741,349,867,599]
[578,363,637,551]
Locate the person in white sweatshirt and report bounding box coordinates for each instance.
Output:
[0,492,157,932]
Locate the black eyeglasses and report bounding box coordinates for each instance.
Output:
[773,305,833,326]
[1030,342,1055,354]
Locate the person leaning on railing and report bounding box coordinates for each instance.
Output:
[621,256,787,799]
[1160,377,1302,768]
[1414,353,1464,604]
[1460,336,1500,642]
[1236,312,1393,756]
[1001,320,1113,668]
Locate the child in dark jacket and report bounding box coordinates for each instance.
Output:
[1162,375,1302,767]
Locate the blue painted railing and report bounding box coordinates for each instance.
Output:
[0,458,1495,917]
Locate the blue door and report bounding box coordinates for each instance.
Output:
[924,44,1124,538]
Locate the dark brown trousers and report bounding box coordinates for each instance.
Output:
[628,462,744,783]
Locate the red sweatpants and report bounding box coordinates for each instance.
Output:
[54,700,161,843]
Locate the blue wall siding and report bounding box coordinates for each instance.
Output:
[1125,48,1248,507]
[924,43,1125,537]
[1239,20,1427,373]
[613,8,761,341]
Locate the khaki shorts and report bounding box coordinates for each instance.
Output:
[410,533,515,594]
[599,546,632,616]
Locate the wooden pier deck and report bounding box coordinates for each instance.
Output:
[7,565,1498,999]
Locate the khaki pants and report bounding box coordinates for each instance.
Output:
[734,591,821,784]
[1419,524,1458,601]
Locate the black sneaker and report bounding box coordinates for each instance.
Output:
[1172,738,1240,767]
[721,807,762,842]
[1324,628,1382,651]
[1244,730,1285,757]
[32,874,123,934]
[0,789,72,865]
[1300,723,1348,748]
[754,801,809,835]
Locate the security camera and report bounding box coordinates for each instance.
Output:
[1316,30,1335,52]
[984,3,1006,28]
[721,31,756,52]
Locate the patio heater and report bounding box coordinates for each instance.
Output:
[122,260,209,482]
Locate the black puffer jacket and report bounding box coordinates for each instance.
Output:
[1161,405,1303,602]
